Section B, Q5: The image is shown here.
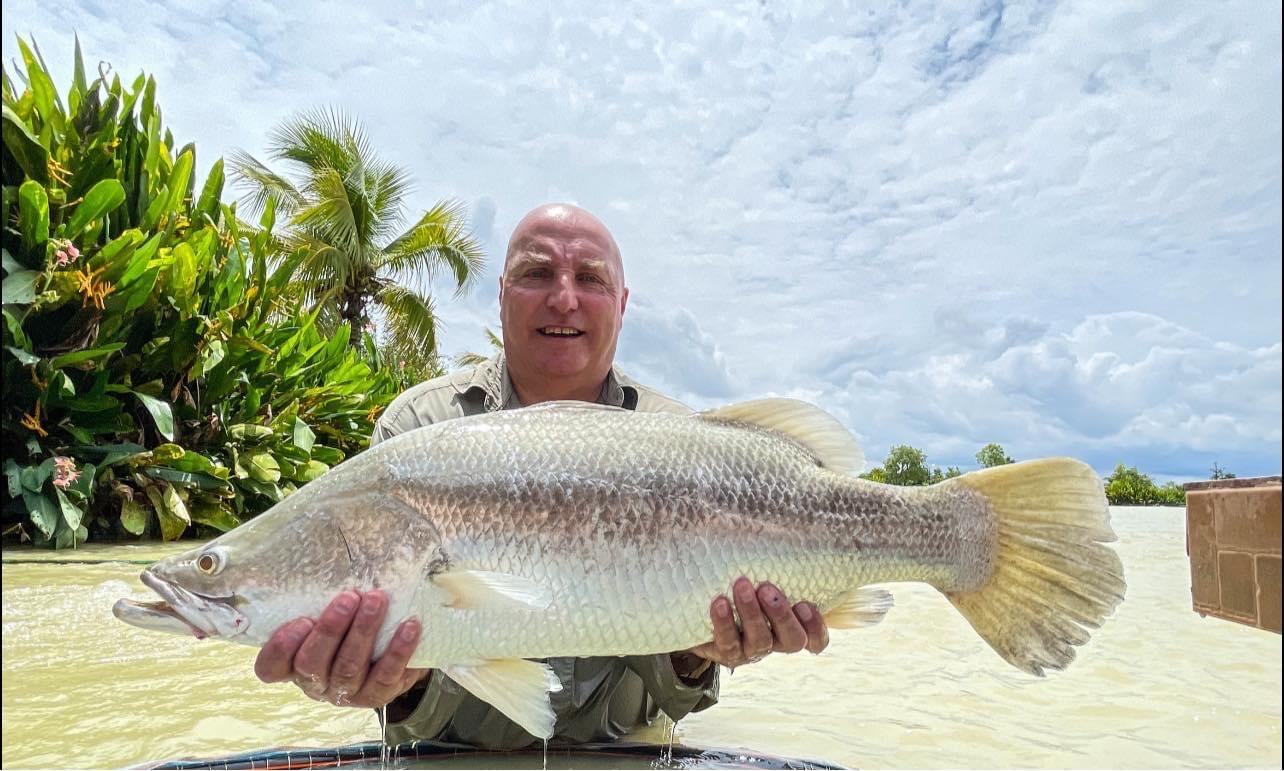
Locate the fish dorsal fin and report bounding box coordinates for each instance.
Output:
[442,658,563,739]
[699,398,865,475]
[824,586,894,629]
[433,570,552,611]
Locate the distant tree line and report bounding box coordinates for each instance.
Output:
[860,443,1233,507]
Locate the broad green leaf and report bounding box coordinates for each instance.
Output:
[291,418,316,452]
[64,179,126,241]
[146,481,190,541]
[228,423,274,440]
[139,465,231,492]
[23,490,59,538]
[244,451,281,484]
[151,444,185,462]
[120,497,149,535]
[297,460,329,482]
[6,345,40,365]
[4,459,22,498]
[66,395,122,412]
[193,338,225,378]
[18,180,49,251]
[1,270,40,305]
[165,149,193,214]
[69,462,96,499]
[133,391,175,441]
[310,446,345,465]
[195,159,224,224]
[56,488,83,530]
[238,478,283,502]
[2,105,50,184]
[49,343,126,369]
[189,500,241,532]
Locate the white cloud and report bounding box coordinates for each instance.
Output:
[4,0,1279,479]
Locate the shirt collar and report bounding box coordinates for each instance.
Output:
[461,353,632,411]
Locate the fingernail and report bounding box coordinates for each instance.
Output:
[715,598,732,619]
[797,603,814,622]
[399,619,420,641]
[361,593,384,616]
[736,582,755,602]
[334,593,358,614]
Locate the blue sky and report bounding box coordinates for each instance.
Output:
[5,1,1280,481]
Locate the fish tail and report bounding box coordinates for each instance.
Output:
[943,458,1125,675]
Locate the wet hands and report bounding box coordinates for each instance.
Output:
[686,577,829,670]
[254,589,429,708]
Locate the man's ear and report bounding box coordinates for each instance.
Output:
[620,287,629,315]
[497,275,505,302]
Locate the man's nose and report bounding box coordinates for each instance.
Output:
[547,274,579,313]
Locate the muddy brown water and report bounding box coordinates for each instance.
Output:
[2,507,1280,769]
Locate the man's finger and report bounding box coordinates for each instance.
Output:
[328,591,387,697]
[293,591,360,690]
[796,602,830,654]
[758,583,806,653]
[357,618,423,705]
[709,596,741,664]
[733,578,771,659]
[255,618,314,683]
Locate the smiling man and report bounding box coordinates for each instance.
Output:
[252,203,830,748]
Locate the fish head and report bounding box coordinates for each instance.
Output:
[114,471,438,646]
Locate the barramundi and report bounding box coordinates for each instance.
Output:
[114,398,1125,738]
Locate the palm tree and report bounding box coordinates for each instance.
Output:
[229,108,484,353]
[454,327,505,368]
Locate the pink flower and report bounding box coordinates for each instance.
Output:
[66,243,80,259]
[55,250,70,266]
[52,456,81,489]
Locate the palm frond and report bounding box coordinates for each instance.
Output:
[376,284,439,358]
[268,107,369,177]
[382,199,485,295]
[227,149,305,219]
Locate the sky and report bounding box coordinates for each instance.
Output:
[4,0,1280,481]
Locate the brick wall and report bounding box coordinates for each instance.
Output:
[1184,476,1282,633]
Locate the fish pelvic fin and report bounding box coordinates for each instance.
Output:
[822,586,894,629]
[945,458,1126,676]
[441,659,563,739]
[698,398,864,475]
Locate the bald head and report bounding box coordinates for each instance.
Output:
[504,203,624,284]
[498,202,630,405]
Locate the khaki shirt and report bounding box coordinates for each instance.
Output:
[374,355,720,749]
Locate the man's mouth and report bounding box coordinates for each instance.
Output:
[537,326,584,337]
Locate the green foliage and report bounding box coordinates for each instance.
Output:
[229,108,485,356]
[2,38,405,547]
[1102,464,1185,506]
[975,442,1014,468]
[880,445,930,486]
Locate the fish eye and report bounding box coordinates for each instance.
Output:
[196,552,222,574]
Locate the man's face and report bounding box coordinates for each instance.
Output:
[499,206,629,389]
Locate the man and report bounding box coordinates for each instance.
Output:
[253,203,831,747]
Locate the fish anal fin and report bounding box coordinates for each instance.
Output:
[442,658,563,739]
[823,586,894,629]
[433,569,552,611]
[698,398,864,475]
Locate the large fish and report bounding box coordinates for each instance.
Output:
[114,399,1125,737]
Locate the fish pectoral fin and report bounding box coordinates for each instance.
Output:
[433,569,552,611]
[698,398,864,476]
[823,586,894,629]
[441,658,563,739]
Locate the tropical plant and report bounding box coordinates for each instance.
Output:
[2,38,404,547]
[229,109,485,355]
[455,326,504,368]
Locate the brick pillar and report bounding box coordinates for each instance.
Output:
[1184,476,1282,633]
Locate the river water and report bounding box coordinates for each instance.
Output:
[2,506,1280,769]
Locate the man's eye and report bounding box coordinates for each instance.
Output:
[578,274,604,284]
[525,268,551,279]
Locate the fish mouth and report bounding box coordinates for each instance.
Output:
[112,569,248,640]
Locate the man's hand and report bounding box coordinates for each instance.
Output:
[685,577,830,669]
[254,589,429,708]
